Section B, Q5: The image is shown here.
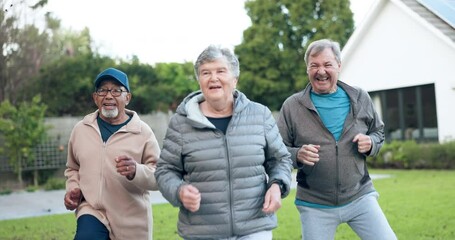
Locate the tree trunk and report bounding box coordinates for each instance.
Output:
[17,159,23,187]
[34,169,38,186]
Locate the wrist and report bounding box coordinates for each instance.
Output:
[271,180,285,194]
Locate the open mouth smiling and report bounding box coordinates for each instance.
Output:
[209,85,222,90]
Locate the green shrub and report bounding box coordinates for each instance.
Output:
[369,140,455,169]
[400,141,425,168]
[43,177,65,190]
[0,189,12,195]
[26,185,39,192]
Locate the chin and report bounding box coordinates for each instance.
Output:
[101,108,119,118]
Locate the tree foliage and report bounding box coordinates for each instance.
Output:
[0,95,48,185]
[29,57,198,116]
[235,0,354,110]
[26,53,114,116]
[2,0,357,117]
[110,61,198,113]
[0,1,51,104]
[152,62,199,111]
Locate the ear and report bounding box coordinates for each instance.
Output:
[92,92,98,103]
[125,92,132,105]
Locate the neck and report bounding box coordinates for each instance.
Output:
[200,100,233,117]
[328,86,337,94]
[99,112,129,125]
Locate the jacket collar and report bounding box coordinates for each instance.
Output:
[299,80,360,113]
[176,89,249,128]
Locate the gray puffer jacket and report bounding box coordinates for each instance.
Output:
[155,90,292,239]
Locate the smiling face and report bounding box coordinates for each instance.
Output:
[92,79,131,124]
[197,57,238,109]
[307,48,341,94]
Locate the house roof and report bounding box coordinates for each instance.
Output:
[408,0,455,42]
[342,0,455,61]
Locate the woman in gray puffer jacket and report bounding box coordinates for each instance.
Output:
[155,45,292,240]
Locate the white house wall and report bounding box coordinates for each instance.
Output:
[340,0,455,142]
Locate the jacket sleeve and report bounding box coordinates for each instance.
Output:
[64,128,80,192]
[277,98,302,169]
[130,123,161,191]
[360,89,385,157]
[263,107,293,198]
[154,115,185,207]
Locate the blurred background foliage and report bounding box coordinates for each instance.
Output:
[1,0,354,116]
[0,0,355,187]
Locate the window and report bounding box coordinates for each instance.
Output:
[370,84,438,142]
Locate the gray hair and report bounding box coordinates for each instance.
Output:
[194,45,240,80]
[304,39,341,65]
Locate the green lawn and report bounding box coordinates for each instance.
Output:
[0,170,454,240]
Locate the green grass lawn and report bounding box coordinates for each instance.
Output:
[0,170,454,240]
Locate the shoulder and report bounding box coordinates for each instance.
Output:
[242,99,272,118]
[338,81,370,100]
[285,91,303,102]
[281,91,305,111]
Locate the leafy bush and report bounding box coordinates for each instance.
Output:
[369,140,455,169]
[43,177,66,191]
[26,185,39,192]
[0,189,12,195]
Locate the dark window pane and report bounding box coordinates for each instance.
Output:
[421,84,438,139]
[402,87,417,140]
[370,84,438,142]
[386,90,400,140]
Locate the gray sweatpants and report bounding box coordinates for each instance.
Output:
[296,192,397,240]
[184,230,272,240]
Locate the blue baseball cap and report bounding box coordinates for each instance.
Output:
[94,68,130,92]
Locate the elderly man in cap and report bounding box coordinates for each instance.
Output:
[63,67,160,240]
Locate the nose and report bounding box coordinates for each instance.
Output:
[209,72,219,81]
[316,67,327,74]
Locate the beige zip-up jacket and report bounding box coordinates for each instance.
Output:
[65,109,160,240]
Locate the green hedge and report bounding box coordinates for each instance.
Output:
[368,140,455,169]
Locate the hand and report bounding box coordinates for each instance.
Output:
[297,144,320,166]
[352,133,372,154]
[64,188,81,210]
[262,183,282,214]
[179,184,201,212]
[115,155,137,180]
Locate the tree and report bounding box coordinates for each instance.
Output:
[0,1,51,104]
[235,0,354,110]
[152,62,199,111]
[0,95,48,186]
[115,61,198,113]
[43,14,94,62]
[27,53,114,116]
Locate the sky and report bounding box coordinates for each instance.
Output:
[34,0,375,65]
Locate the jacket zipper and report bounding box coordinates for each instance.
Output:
[224,134,235,236]
[97,142,106,209]
[314,108,341,205]
[335,142,339,205]
[96,127,120,209]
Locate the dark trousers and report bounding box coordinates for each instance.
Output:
[74,214,110,240]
